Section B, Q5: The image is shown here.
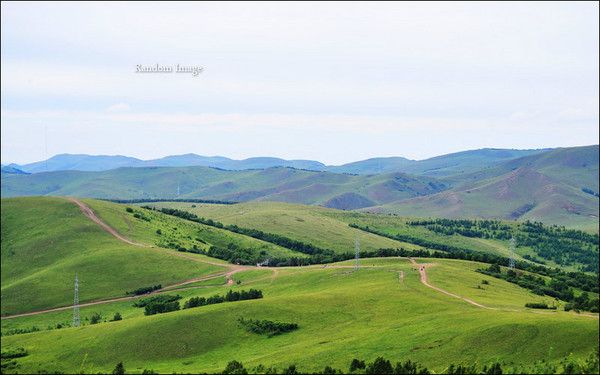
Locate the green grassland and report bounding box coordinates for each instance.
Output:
[143,201,422,254]
[146,201,539,263]
[82,199,305,260]
[0,197,225,316]
[2,197,598,374]
[2,259,598,374]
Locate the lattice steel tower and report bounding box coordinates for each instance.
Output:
[73,273,80,327]
[354,237,360,270]
[509,237,516,270]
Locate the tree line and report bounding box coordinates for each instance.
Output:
[184,289,263,309]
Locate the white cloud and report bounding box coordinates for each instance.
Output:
[1,2,598,163]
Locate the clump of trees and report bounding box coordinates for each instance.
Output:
[126,284,162,296]
[406,218,599,273]
[133,295,182,316]
[525,302,556,310]
[184,289,263,309]
[237,318,298,337]
[480,264,599,313]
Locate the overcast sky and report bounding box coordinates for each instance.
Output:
[1,2,598,165]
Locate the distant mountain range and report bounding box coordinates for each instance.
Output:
[6,148,549,176]
[6,154,326,174]
[2,145,598,230]
[365,146,599,231]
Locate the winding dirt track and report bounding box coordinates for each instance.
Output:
[408,258,491,309]
[67,198,148,247]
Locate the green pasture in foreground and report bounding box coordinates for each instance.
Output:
[2,258,598,374]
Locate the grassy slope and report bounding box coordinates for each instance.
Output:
[0,197,225,315]
[148,201,544,264]
[143,201,422,254]
[2,259,598,374]
[82,199,305,260]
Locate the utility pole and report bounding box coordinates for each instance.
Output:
[355,237,360,270]
[509,237,516,270]
[73,273,80,327]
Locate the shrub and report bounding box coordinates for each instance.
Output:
[89,312,102,324]
[143,301,180,315]
[111,312,122,321]
[127,284,162,296]
[125,207,134,213]
[112,362,125,375]
[238,318,298,337]
[366,357,393,374]
[350,359,366,372]
[0,347,28,359]
[133,295,181,308]
[525,302,556,310]
[222,360,248,374]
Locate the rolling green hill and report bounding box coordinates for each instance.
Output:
[0,197,225,316]
[370,146,599,231]
[1,197,598,374]
[2,259,598,374]
[143,201,421,255]
[145,201,599,272]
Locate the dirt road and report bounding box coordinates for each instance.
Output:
[408,258,491,309]
[67,198,149,247]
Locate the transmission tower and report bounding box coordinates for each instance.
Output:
[354,237,360,270]
[73,273,80,327]
[509,237,516,270]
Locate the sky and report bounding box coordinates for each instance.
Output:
[1,2,598,165]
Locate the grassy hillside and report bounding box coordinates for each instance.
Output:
[2,259,598,374]
[1,166,447,210]
[372,146,599,231]
[82,199,305,261]
[147,201,598,272]
[142,201,422,254]
[0,197,225,316]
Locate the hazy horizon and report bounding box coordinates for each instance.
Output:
[5,144,600,168]
[2,2,599,165]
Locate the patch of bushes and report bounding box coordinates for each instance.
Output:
[238,318,298,337]
[89,312,103,324]
[479,265,599,312]
[0,347,28,371]
[183,289,263,309]
[126,284,162,295]
[0,326,40,337]
[133,295,182,316]
[111,312,122,321]
[525,302,556,310]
